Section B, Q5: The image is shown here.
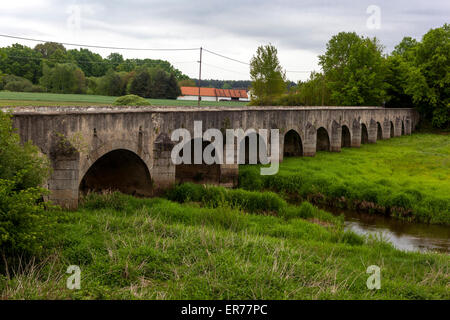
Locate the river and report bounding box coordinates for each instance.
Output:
[330,209,450,254]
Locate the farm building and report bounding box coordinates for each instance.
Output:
[178,86,249,102]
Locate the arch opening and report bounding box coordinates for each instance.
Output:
[390,121,395,138]
[79,149,152,196]
[377,122,382,140]
[175,138,221,184]
[283,130,303,157]
[341,125,351,148]
[401,121,405,135]
[361,123,369,144]
[317,127,330,151]
[239,132,267,164]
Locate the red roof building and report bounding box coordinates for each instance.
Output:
[179,87,249,102]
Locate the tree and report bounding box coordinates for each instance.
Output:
[384,55,416,108]
[67,48,108,77]
[414,24,449,128]
[107,53,124,71]
[34,42,66,59]
[129,68,152,98]
[40,63,86,94]
[385,24,449,128]
[150,68,180,99]
[98,69,124,96]
[319,32,386,106]
[297,72,331,106]
[129,68,181,99]
[250,44,286,105]
[0,44,43,83]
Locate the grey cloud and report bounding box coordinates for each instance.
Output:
[0,0,448,80]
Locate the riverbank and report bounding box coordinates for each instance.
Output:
[1,192,448,299]
[240,133,450,225]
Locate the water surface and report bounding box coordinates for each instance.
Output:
[330,209,450,253]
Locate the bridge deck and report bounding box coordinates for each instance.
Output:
[8,105,412,115]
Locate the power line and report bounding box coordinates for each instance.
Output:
[0,33,313,78]
[0,34,199,51]
[203,47,312,74]
[203,48,250,65]
[1,53,197,67]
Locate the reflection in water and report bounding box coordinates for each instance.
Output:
[331,210,450,253]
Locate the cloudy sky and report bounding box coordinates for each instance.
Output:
[0,0,448,81]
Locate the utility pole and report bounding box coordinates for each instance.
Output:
[198,47,202,107]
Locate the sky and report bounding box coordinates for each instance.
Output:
[0,0,448,82]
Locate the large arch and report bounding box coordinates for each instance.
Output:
[317,127,330,151]
[79,149,153,196]
[401,120,405,135]
[390,121,395,138]
[175,138,221,184]
[377,122,383,140]
[283,129,303,157]
[361,123,369,144]
[341,125,351,148]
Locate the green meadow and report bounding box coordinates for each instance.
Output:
[1,191,448,300]
[240,133,450,225]
[0,91,248,107]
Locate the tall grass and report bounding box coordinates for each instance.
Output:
[166,183,340,223]
[240,134,450,225]
[2,193,448,300]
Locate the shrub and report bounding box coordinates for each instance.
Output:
[113,94,150,106]
[0,112,51,258]
[388,193,413,209]
[0,179,50,257]
[166,183,205,203]
[4,80,33,92]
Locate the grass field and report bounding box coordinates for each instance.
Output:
[0,91,248,107]
[240,133,450,225]
[1,192,448,300]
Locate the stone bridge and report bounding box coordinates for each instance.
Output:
[11,106,419,209]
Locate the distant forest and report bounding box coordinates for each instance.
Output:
[186,79,296,90]
[0,41,297,98]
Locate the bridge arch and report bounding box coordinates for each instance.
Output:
[79,149,153,196]
[316,127,330,151]
[390,121,395,138]
[239,131,268,164]
[283,129,303,157]
[377,122,383,140]
[361,123,369,144]
[341,125,351,148]
[175,138,221,184]
[401,120,405,135]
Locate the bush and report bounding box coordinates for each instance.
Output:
[4,79,33,92]
[0,179,50,257]
[113,94,150,106]
[0,112,51,258]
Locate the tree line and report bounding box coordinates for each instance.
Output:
[250,24,449,129]
[0,42,188,99]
